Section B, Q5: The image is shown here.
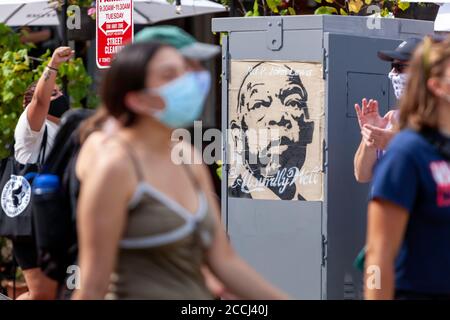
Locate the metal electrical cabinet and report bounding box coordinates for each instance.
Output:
[212,15,434,299]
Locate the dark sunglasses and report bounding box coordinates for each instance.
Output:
[391,62,409,73]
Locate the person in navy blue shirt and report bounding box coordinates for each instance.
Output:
[365,35,450,300]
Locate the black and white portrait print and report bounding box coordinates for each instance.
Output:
[228,61,324,201]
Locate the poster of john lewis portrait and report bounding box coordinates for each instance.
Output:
[228,61,324,201]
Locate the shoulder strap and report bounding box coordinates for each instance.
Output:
[37,126,48,166]
[68,148,81,221]
[111,137,145,182]
[7,141,14,156]
[108,137,202,192]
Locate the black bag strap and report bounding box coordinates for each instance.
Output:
[420,128,450,161]
[7,141,14,156]
[37,126,48,166]
[68,148,80,221]
[3,125,48,164]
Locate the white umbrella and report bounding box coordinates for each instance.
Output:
[434,3,450,32]
[0,0,227,27]
[134,0,227,24]
[0,0,58,26]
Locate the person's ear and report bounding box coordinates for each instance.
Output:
[427,77,439,96]
[427,76,449,99]
[124,91,165,115]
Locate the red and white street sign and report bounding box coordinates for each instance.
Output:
[96,0,133,69]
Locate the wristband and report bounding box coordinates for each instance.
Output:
[46,65,58,72]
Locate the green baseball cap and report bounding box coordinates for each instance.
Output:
[135,25,220,61]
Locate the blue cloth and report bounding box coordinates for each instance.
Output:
[371,129,450,294]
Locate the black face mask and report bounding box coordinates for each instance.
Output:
[49,95,70,118]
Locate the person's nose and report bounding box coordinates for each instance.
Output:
[268,115,292,129]
[390,68,398,75]
[52,90,63,98]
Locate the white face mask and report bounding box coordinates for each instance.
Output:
[388,71,408,100]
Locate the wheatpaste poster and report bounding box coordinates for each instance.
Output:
[228,61,325,201]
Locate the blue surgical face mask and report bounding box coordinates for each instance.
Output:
[150,72,206,128]
[194,70,212,98]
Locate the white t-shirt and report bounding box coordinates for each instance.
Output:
[14,106,59,165]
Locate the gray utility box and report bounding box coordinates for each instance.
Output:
[212,15,434,300]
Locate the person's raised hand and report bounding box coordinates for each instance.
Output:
[354,98,388,129]
[49,46,74,69]
[361,124,395,150]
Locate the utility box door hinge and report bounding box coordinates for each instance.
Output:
[221,40,229,82]
[321,235,328,267]
[323,48,328,80]
[266,17,283,51]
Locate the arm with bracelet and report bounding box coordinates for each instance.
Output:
[26,46,74,131]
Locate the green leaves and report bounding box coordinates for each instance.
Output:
[216,160,223,180]
[0,26,28,60]
[381,7,390,17]
[245,0,261,17]
[219,0,231,7]
[253,0,260,16]
[348,0,364,13]
[311,0,412,17]
[266,0,281,13]
[59,57,93,109]
[64,0,96,7]
[314,6,338,15]
[219,32,228,46]
[397,1,410,11]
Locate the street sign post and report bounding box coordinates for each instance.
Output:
[96,0,133,69]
